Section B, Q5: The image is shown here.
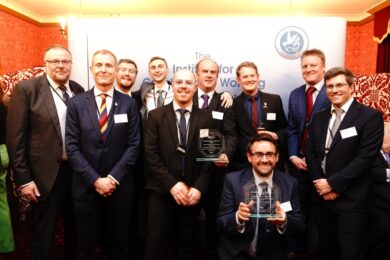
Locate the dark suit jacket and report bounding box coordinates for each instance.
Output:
[217,168,305,259]
[6,75,84,200]
[144,102,213,194]
[231,91,288,171]
[306,99,383,212]
[287,84,330,157]
[138,80,171,120]
[371,152,390,209]
[65,88,140,200]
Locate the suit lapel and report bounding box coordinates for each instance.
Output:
[193,90,200,108]
[238,93,253,130]
[297,87,307,124]
[209,92,220,111]
[85,89,101,139]
[39,76,62,139]
[311,85,329,119]
[239,168,257,229]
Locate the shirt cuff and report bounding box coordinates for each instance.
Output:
[276,218,287,234]
[20,181,34,188]
[108,175,120,185]
[289,155,299,160]
[386,169,390,182]
[236,211,245,233]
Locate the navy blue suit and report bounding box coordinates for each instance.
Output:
[66,88,140,259]
[217,168,305,260]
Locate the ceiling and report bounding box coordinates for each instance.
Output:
[1,0,389,23]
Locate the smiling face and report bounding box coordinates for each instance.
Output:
[325,74,354,109]
[172,70,197,108]
[301,55,325,86]
[116,62,137,92]
[196,59,219,93]
[91,52,117,91]
[149,59,168,84]
[247,140,279,178]
[237,66,260,96]
[44,47,72,85]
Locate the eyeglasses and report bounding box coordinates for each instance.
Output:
[118,68,137,74]
[250,152,276,159]
[326,83,349,90]
[45,60,72,66]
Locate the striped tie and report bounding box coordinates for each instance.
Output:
[99,93,108,141]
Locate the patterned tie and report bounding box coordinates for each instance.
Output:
[178,109,188,147]
[201,94,209,110]
[326,108,343,151]
[251,96,259,128]
[257,182,271,258]
[156,90,165,108]
[99,94,108,142]
[300,86,316,154]
[58,85,69,105]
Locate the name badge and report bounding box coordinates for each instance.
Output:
[267,113,276,121]
[212,111,224,120]
[340,126,358,139]
[280,201,292,212]
[114,114,128,123]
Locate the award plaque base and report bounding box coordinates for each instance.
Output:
[250,213,282,218]
[196,158,226,162]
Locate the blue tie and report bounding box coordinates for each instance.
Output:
[178,109,188,147]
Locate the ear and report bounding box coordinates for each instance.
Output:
[247,152,252,164]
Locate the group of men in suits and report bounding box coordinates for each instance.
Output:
[4,44,389,260]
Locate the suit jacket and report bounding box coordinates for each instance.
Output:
[138,80,172,120]
[231,92,288,171]
[371,152,390,209]
[217,168,305,259]
[144,102,213,194]
[65,88,140,200]
[6,75,84,200]
[306,99,384,212]
[287,84,330,157]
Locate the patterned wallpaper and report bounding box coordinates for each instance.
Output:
[0,10,379,75]
[0,11,67,74]
[345,20,378,75]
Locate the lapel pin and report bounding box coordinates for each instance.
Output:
[262,102,268,109]
[115,102,118,107]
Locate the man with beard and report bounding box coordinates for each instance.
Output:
[217,134,305,259]
[66,49,140,259]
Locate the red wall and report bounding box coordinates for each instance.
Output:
[345,20,378,75]
[0,10,67,74]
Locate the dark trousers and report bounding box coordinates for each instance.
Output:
[312,203,367,260]
[30,161,76,260]
[365,206,390,260]
[145,191,201,260]
[74,194,132,260]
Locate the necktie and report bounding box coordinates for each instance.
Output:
[201,94,209,110]
[257,182,271,258]
[58,85,69,105]
[383,152,390,166]
[326,108,343,150]
[178,109,188,147]
[156,90,165,108]
[99,94,108,142]
[300,86,316,154]
[251,96,259,128]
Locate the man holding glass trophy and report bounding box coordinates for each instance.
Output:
[217,134,305,259]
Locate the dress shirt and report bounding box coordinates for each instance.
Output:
[197,88,215,109]
[172,101,193,145]
[305,79,324,104]
[380,150,390,182]
[144,82,173,113]
[94,87,114,116]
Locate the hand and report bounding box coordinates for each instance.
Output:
[94,177,116,197]
[322,191,339,201]
[237,201,254,223]
[187,187,201,206]
[214,153,229,167]
[220,92,233,108]
[267,201,287,226]
[20,182,41,203]
[290,157,307,171]
[170,182,189,206]
[257,130,278,140]
[313,179,332,195]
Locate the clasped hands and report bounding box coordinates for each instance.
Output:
[94,177,117,197]
[237,200,286,226]
[170,181,201,206]
[313,178,339,201]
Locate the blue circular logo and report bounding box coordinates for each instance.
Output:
[275,26,309,59]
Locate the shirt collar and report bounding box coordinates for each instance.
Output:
[252,169,273,188]
[115,87,132,97]
[46,74,70,90]
[154,81,170,92]
[306,79,324,92]
[197,88,215,100]
[173,100,193,113]
[243,90,261,100]
[330,97,354,114]
[94,86,114,98]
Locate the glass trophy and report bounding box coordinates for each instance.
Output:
[196,129,225,162]
[243,177,282,218]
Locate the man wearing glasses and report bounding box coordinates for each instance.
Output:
[217,133,305,259]
[6,45,84,259]
[306,67,383,260]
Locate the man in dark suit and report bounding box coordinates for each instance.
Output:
[6,45,84,259]
[65,49,140,259]
[286,48,331,254]
[144,69,213,259]
[231,61,287,172]
[194,58,237,259]
[366,121,390,259]
[217,133,305,259]
[306,67,384,260]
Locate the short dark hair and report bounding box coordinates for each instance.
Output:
[301,48,326,66]
[236,61,259,77]
[247,133,279,154]
[118,59,138,74]
[148,56,168,67]
[324,67,354,85]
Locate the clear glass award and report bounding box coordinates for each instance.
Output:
[243,177,282,218]
[196,129,225,162]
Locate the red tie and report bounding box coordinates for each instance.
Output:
[300,86,315,155]
[251,96,259,128]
